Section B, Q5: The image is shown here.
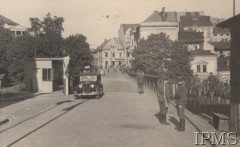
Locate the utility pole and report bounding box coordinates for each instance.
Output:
[233,0,236,16]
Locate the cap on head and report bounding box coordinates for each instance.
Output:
[209,72,213,75]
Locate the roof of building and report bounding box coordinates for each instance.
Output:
[213,27,230,33]
[143,10,177,23]
[178,31,204,43]
[208,42,231,50]
[121,24,139,33]
[190,49,217,56]
[217,14,240,28]
[180,15,213,27]
[217,56,230,71]
[97,38,124,50]
[176,11,204,22]
[0,15,18,25]
[210,17,225,26]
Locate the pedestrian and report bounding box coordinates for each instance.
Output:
[175,79,187,131]
[136,69,144,94]
[156,78,170,125]
[207,72,217,98]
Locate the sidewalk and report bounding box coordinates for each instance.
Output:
[0,91,72,132]
[124,73,238,147]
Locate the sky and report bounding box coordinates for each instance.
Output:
[0,0,239,48]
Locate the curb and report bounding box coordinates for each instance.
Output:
[0,118,9,126]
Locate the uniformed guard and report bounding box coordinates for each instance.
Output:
[137,70,144,94]
[207,72,217,98]
[156,78,170,125]
[175,79,187,131]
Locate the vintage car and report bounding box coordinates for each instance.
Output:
[73,73,103,99]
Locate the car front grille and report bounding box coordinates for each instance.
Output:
[83,83,91,94]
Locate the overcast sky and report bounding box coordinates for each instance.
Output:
[0,0,239,48]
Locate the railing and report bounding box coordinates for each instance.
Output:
[128,72,230,117]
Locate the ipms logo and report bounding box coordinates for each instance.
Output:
[195,132,238,145]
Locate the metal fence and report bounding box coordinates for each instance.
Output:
[128,73,230,117]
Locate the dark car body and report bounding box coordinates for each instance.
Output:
[73,73,103,99]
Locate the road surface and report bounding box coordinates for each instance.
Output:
[0,72,210,147]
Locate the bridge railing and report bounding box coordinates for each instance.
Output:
[127,72,230,117]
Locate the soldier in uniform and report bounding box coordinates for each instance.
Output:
[175,79,187,131]
[137,70,144,94]
[207,72,217,98]
[156,78,170,125]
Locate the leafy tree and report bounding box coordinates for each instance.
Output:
[131,33,193,81]
[29,13,64,57]
[62,34,93,75]
[167,41,193,81]
[6,35,36,82]
[0,26,14,82]
[132,33,172,75]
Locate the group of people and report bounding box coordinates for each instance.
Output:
[136,70,187,131]
[156,77,187,131]
[136,70,231,132]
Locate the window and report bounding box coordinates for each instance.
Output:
[207,31,211,37]
[105,52,108,57]
[220,34,223,36]
[127,52,130,57]
[119,53,122,57]
[112,53,115,57]
[203,65,207,72]
[42,68,53,81]
[226,33,230,36]
[112,61,115,66]
[214,33,217,36]
[197,65,201,72]
[105,61,108,66]
[16,31,21,36]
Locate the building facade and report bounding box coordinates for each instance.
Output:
[179,13,213,42]
[95,38,125,68]
[118,24,139,67]
[190,49,218,80]
[139,7,178,41]
[0,15,28,36]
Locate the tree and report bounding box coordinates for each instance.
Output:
[167,41,193,81]
[131,33,193,81]
[62,34,93,75]
[29,13,64,57]
[132,33,172,75]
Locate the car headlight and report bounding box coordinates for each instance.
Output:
[90,84,94,88]
[79,84,83,88]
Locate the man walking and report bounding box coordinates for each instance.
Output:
[156,78,170,125]
[207,72,217,98]
[137,70,144,94]
[175,79,187,131]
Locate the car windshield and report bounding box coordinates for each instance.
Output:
[80,75,97,82]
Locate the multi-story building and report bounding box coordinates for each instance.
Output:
[190,49,218,80]
[211,27,231,42]
[95,38,125,68]
[118,24,139,67]
[139,7,179,41]
[0,15,28,36]
[178,31,204,51]
[179,13,213,42]
[178,30,218,79]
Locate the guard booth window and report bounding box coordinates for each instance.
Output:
[42,68,53,81]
